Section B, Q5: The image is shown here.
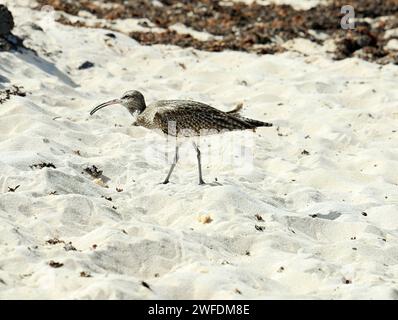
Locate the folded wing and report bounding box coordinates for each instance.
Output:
[153,102,272,137]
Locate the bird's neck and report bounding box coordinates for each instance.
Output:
[127,103,146,117]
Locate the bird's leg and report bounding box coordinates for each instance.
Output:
[162,145,179,184]
[192,142,206,185]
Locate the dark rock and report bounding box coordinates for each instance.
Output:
[0,5,25,53]
[0,5,14,36]
[78,61,95,70]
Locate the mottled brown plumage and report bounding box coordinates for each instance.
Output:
[137,100,272,136]
[90,90,272,184]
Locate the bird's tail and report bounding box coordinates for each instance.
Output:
[240,116,273,128]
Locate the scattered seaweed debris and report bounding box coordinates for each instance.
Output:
[83,165,103,178]
[46,238,77,251]
[46,238,64,245]
[255,225,265,232]
[80,271,92,278]
[255,214,264,221]
[130,30,283,55]
[0,86,27,104]
[141,281,152,290]
[7,185,20,192]
[64,242,77,251]
[36,0,398,64]
[101,196,113,202]
[48,260,64,268]
[30,162,56,170]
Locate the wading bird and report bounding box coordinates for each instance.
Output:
[90,90,272,185]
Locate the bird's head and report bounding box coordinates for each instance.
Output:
[90,90,146,116]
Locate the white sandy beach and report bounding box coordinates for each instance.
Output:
[0,0,398,299]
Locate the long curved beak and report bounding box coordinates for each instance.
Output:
[90,99,121,115]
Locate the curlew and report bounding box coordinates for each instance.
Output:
[90,90,272,185]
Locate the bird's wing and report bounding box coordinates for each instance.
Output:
[153,102,257,136]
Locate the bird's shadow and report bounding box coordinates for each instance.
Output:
[158,180,223,187]
[207,181,223,186]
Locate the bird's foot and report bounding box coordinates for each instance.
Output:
[198,179,206,185]
[161,180,170,185]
